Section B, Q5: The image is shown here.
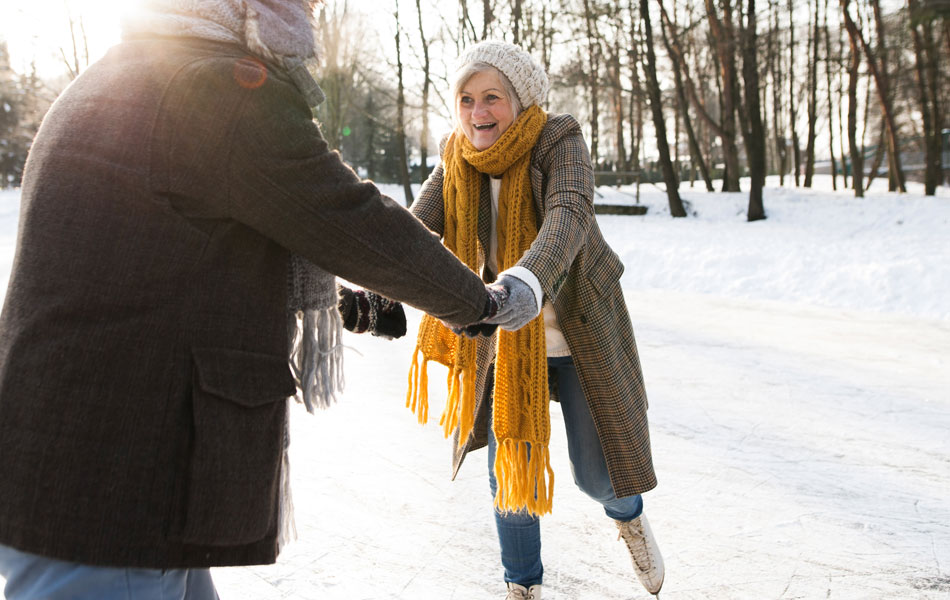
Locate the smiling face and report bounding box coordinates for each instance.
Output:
[456,69,517,151]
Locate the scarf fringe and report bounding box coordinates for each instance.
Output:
[439,364,477,442]
[406,348,430,425]
[493,438,555,516]
[289,306,345,413]
[277,400,298,550]
[406,350,478,444]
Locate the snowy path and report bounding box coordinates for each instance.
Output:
[212,292,950,599]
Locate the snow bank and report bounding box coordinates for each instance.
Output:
[4,177,948,321]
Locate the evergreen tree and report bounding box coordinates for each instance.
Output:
[0,41,26,188]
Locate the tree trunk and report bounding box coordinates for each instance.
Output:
[908,0,943,195]
[582,0,601,167]
[482,0,493,39]
[610,39,627,172]
[610,0,627,172]
[394,5,413,207]
[660,2,714,191]
[742,0,767,221]
[803,0,819,187]
[627,1,644,179]
[869,0,906,192]
[415,0,431,183]
[705,0,742,192]
[865,123,887,191]
[788,0,802,186]
[845,15,864,197]
[512,0,523,44]
[835,20,849,189]
[640,0,686,217]
[768,0,787,186]
[823,0,837,190]
[458,0,478,46]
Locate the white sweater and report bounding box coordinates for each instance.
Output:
[488,178,571,357]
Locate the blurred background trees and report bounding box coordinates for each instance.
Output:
[1,0,948,209]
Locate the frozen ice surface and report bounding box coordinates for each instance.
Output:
[212,294,950,600]
[0,177,948,598]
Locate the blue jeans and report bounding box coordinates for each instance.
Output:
[0,544,219,600]
[488,356,643,588]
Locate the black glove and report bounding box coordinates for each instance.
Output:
[338,287,407,340]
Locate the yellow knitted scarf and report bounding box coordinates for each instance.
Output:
[407,105,553,516]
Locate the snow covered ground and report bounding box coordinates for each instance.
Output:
[0,177,948,599]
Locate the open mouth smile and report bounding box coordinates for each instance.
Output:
[473,123,497,131]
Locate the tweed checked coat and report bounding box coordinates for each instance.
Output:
[410,114,657,499]
[0,37,488,569]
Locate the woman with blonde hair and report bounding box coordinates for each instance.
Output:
[406,40,664,599]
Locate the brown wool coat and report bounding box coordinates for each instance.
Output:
[0,37,488,569]
[410,114,657,499]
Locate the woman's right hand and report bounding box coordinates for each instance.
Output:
[338,286,407,339]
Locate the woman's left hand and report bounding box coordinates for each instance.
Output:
[483,274,539,331]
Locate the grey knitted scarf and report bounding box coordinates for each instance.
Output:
[122,0,326,106]
[123,0,340,548]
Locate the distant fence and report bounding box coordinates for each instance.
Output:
[593,170,640,187]
[592,171,647,215]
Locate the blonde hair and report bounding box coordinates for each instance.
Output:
[450,63,522,127]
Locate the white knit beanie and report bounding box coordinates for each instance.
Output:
[456,40,549,108]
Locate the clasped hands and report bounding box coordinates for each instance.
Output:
[337,273,538,340]
[452,273,539,338]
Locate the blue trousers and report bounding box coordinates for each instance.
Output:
[488,356,643,588]
[0,544,219,600]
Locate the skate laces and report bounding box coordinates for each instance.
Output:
[617,519,654,571]
[506,585,539,600]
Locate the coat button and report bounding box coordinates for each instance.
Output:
[579,315,588,324]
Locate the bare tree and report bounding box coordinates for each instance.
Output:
[414,0,432,183]
[804,0,820,187]
[640,0,686,216]
[458,0,479,47]
[315,2,358,151]
[394,2,414,206]
[483,0,495,39]
[767,0,788,186]
[511,0,524,44]
[825,6,841,190]
[788,0,802,186]
[607,10,627,172]
[845,17,864,197]
[626,0,645,178]
[805,0,821,187]
[581,0,603,166]
[741,0,767,220]
[870,0,907,192]
[60,2,90,80]
[659,0,714,191]
[908,0,944,195]
[659,2,739,192]
[704,0,743,191]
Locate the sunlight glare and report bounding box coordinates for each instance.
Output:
[1,0,144,75]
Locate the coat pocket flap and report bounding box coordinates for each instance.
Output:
[192,347,296,407]
[586,244,625,294]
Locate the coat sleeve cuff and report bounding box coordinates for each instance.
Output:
[499,265,543,318]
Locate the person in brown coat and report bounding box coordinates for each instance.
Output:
[406,41,664,599]
[0,2,514,599]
